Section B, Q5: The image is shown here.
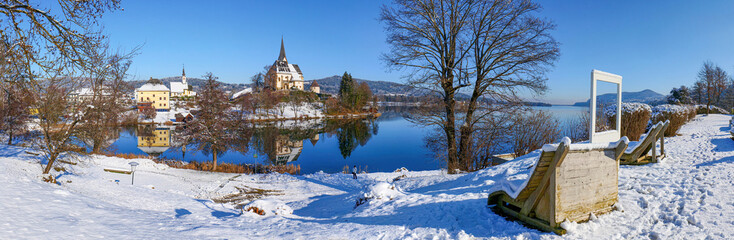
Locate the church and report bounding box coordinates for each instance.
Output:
[266,38,305,91]
[170,66,196,98]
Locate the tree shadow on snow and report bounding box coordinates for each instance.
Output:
[175,208,192,218]
[696,155,734,168]
[292,198,545,238]
[710,137,734,152]
[193,199,240,220]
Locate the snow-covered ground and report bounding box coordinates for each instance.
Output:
[246,102,324,120]
[1,114,733,239]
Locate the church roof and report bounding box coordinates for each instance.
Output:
[310,81,319,88]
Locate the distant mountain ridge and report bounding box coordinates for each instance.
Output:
[572,89,664,106]
[128,76,246,93]
[304,75,426,96]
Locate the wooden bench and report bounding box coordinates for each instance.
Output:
[488,138,627,235]
[104,168,132,175]
[620,120,668,165]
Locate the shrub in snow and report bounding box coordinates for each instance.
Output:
[604,102,652,141]
[694,104,729,115]
[355,182,402,208]
[652,104,689,137]
[394,167,409,173]
[242,199,293,216]
[683,105,696,121]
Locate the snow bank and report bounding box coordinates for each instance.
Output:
[362,182,403,201]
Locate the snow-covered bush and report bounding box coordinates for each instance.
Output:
[652,104,689,137]
[683,105,696,121]
[695,105,730,115]
[242,199,293,216]
[604,103,652,141]
[355,182,403,208]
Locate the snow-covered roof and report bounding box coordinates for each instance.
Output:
[232,88,253,99]
[137,83,169,92]
[170,82,188,93]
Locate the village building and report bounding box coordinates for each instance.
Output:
[309,81,320,94]
[135,78,170,111]
[266,38,305,91]
[170,66,196,98]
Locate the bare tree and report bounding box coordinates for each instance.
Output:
[0,1,122,175]
[696,61,730,114]
[510,110,560,156]
[177,73,236,171]
[381,0,475,173]
[32,57,90,174]
[0,39,33,145]
[382,0,559,172]
[76,44,137,153]
[251,73,264,92]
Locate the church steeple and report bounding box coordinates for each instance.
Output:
[278,37,287,62]
[181,65,187,85]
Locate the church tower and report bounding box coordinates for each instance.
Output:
[182,65,187,85]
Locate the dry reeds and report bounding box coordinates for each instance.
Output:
[605,103,652,141]
[100,152,151,160]
[652,104,689,137]
[155,159,301,175]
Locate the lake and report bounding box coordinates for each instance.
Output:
[108,105,588,174]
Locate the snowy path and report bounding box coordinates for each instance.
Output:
[1,115,733,239]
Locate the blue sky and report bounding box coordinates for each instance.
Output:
[102,0,734,104]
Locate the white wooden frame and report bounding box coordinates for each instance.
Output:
[590,70,622,143]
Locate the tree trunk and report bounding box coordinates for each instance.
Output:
[7,130,13,145]
[444,88,458,174]
[212,150,218,171]
[92,140,101,153]
[458,88,481,172]
[43,153,58,174]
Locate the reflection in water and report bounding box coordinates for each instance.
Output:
[136,125,172,157]
[250,119,377,165]
[110,106,436,173]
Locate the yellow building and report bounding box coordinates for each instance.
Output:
[266,38,305,91]
[137,125,171,157]
[170,66,196,98]
[136,78,170,110]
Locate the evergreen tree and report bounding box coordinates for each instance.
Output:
[339,72,354,105]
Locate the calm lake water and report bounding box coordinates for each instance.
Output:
[108,105,588,174]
